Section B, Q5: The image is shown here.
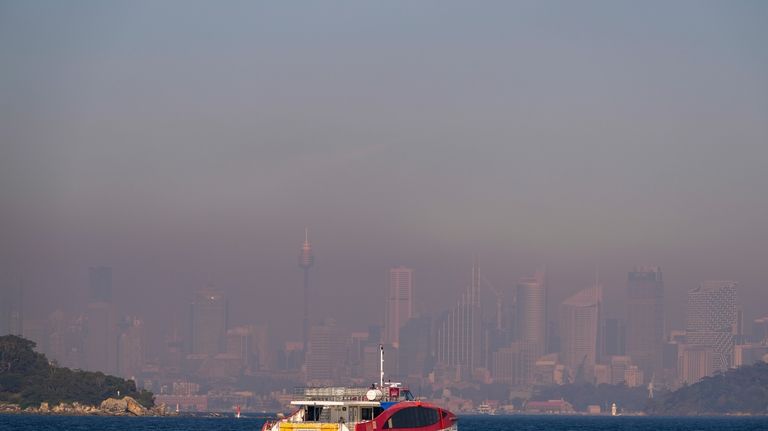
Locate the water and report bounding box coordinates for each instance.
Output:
[0,415,767,431]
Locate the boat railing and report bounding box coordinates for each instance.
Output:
[293,386,391,401]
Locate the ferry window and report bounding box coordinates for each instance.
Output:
[403,390,414,401]
[306,406,323,421]
[361,408,373,420]
[382,407,439,429]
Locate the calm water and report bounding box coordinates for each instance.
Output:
[1,415,767,431]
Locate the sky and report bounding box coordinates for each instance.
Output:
[1,1,767,351]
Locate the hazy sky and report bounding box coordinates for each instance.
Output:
[1,1,767,349]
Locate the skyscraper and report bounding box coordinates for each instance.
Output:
[298,228,315,356]
[559,285,602,376]
[84,267,116,374]
[626,266,663,376]
[685,281,737,372]
[435,257,482,379]
[384,266,413,347]
[89,266,112,303]
[512,268,547,385]
[602,318,626,357]
[515,269,547,354]
[84,301,117,373]
[190,288,228,355]
[306,318,343,385]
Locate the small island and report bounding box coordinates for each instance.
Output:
[0,335,161,415]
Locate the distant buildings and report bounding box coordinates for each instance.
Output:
[514,269,547,384]
[190,288,228,356]
[84,301,117,374]
[118,316,145,379]
[306,319,344,385]
[684,281,737,373]
[397,315,432,380]
[435,258,482,380]
[384,266,413,348]
[626,267,664,376]
[559,286,602,378]
[602,318,626,358]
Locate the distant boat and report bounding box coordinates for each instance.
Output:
[236,405,241,419]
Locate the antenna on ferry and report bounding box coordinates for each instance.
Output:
[379,344,384,388]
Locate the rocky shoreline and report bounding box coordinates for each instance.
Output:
[0,396,168,416]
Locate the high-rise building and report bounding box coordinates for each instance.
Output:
[306,318,343,385]
[678,345,714,384]
[117,316,145,379]
[89,266,112,303]
[751,316,768,344]
[602,318,626,357]
[298,229,315,357]
[397,315,432,380]
[626,266,664,376]
[190,288,228,355]
[84,302,117,373]
[559,286,602,375]
[513,269,547,384]
[685,281,737,372]
[435,258,482,380]
[384,266,414,347]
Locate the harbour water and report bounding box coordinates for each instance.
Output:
[1,414,767,431]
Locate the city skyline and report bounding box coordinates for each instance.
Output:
[0,0,767,412]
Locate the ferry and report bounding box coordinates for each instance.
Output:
[262,346,457,431]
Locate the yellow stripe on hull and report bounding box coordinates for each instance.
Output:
[276,423,343,431]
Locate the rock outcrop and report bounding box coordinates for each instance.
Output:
[2,396,160,416]
[100,396,147,416]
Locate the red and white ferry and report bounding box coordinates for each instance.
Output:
[262,347,457,431]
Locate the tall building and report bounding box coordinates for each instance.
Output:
[435,258,482,380]
[384,266,414,347]
[190,288,228,355]
[89,266,112,303]
[678,345,714,384]
[397,315,432,380]
[602,318,626,357]
[559,286,602,376]
[306,318,343,385]
[298,228,315,356]
[685,281,737,372]
[84,302,118,373]
[515,270,547,368]
[751,316,768,344]
[626,266,664,376]
[117,316,145,379]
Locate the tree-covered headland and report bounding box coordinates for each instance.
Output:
[0,335,154,409]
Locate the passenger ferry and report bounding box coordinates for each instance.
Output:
[262,346,457,431]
